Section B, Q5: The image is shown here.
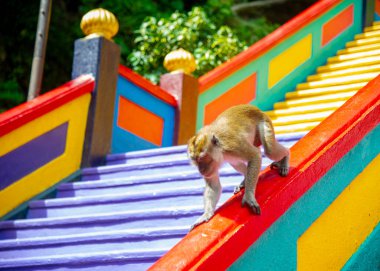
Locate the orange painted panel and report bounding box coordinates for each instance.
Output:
[117,96,164,146]
[204,74,256,125]
[322,5,353,46]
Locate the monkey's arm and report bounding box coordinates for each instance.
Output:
[191,177,221,230]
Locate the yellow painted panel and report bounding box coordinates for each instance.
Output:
[297,154,380,271]
[268,34,312,89]
[0,94,91,217]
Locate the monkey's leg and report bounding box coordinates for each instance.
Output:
[230,162,247,194]
[258,119,290,177]
[242,146,262,215]
[191,177,222,230]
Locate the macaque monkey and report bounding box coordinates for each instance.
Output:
[188,104,289,229]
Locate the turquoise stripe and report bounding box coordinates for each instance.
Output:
[228,124,380,270]
[342,221,380,271]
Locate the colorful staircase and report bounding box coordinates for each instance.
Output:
[1,23,380,271]
[0,133,302,271]
[267,22,380,134]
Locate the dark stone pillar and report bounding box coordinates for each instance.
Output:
[72,37,120,167]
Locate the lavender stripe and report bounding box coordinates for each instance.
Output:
[0,122,68,190]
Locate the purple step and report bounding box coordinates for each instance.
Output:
[81,154,288,181]
[57,172,242,198]
[28,183,238,219]
[0,226,186,260]
[0,206,202,240]
[0,248,165,271]
[105,133,304,166]
[107,145,188,166]
[81,158,194,181]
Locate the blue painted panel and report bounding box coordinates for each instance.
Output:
[111,76,176,153]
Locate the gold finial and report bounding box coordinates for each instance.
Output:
[80,8,119,40]
[163,48,197,75]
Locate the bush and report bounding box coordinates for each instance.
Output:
[127,7,247,83]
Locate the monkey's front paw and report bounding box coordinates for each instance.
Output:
[190,212,214,231]
[242,195,261,215]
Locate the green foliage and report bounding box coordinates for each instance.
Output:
[0,81,25,113]
[128,7,247,83]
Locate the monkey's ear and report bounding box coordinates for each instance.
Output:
[211,135,220,146]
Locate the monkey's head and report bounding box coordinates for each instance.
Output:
[188,132,222,178]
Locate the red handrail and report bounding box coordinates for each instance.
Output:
[0,75,95,137]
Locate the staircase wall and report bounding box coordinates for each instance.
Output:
[111,65,177,153]
[149,75,380,270]
[196,0,365,129]
[0,76,94,219]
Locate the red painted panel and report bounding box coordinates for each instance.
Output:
[118,65,177,107]
[204,74,256,125]
[0,75,94,137]
[149,75,380,271]
[117,96,164,146]
[322,5,354,46]
[198,0,343,93]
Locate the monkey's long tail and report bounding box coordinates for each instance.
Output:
[258,117,289,162]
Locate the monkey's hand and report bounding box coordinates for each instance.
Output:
[190,212,214,231]
[242,193,261,215]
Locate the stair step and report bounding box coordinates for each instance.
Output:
[274,121,320,134]
[297,72,377,90]
[338,42,380,54]
[309,65,380,81]
[271,110,334,126]
[355,29,380,39]
[318,56,380,73]
[0,247,166,271]
[81,158,194,181]
[364,24,380,32]
[274,91,356,109]
[34,169,292,218]
[267,101,345,117]
[327,48,380,63]
[0,207,203,240]
[106,145,187,166]
[346,37,380,48]
[0,226,186,260]
[287,82,364,99]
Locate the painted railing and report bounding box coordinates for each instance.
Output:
[196,0,364,129]
[150,70,380,271]
[111,65,177,153]
[0,75,94,219]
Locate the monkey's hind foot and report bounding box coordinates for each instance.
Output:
[270,156,289,177]
[242,195,261,215]
[234,180,245,194]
